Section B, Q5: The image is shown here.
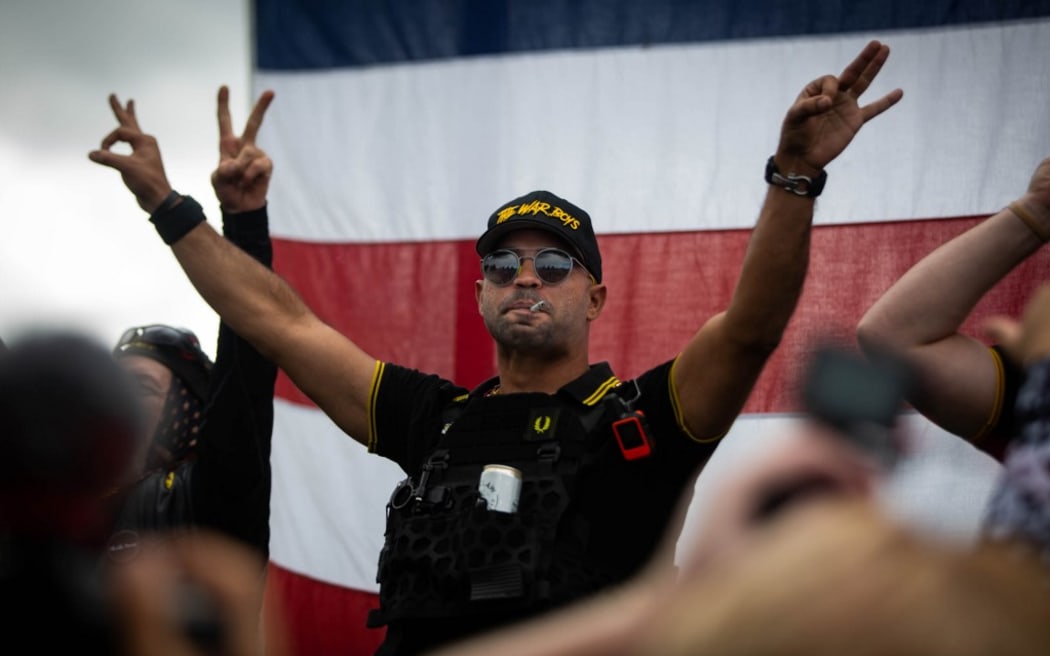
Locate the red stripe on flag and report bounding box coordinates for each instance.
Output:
[271,239,494,403]
[266,561,386,656]
[272,215,1050,413]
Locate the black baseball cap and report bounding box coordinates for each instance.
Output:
[475,190,603,283]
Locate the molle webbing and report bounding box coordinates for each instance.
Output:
[370,392,611,625]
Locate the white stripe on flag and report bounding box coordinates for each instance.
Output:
[270,399,405,592]
[257,19,1050,243]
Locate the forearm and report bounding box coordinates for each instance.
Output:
[166,202,376,443]
[161,203,309,365]
[671,185,815,438]
[859,204,1048,351]
[724,185,815,349]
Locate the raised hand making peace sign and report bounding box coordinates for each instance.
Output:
[211,86,275,213]
[89,94,174,213]
[89,87,275,216]
[775,40,903,176]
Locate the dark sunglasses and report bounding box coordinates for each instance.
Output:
[115,324,203,357]
[481,248,590,287]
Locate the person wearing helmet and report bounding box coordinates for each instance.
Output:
[114,324,213,475]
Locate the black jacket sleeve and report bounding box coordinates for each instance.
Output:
[189,205,279,557]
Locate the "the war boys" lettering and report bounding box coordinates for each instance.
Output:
[496,200,581,230]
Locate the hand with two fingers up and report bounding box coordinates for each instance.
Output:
[775,40,904,178]
[89,86,275,215]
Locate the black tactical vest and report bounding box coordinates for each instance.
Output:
[368,381,630,627]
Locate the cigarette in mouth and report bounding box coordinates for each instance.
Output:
[530,300,546,312]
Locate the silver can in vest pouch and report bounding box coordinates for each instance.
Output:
[478,464,522,513]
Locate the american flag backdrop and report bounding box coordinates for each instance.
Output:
[251,2,1050,653]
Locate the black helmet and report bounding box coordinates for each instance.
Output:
[113,324,213,401]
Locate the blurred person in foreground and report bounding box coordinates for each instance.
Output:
[0,333,289,656]
[0,331,141,652]
[110,529,293,656]
[0,335,289,655]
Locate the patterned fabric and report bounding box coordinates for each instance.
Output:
[143,374,205,473]
[982,358,1050,564]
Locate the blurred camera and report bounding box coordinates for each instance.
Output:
[801,344,912,469]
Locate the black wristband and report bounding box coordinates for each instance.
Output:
[222,205,273,267]
[764,156,826,198]
[221,205,270,241]
[150,194,206,245]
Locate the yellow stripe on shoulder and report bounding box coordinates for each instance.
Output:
[972,346,1006,445]
[367,360,385,452]
[583,376,621,406]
